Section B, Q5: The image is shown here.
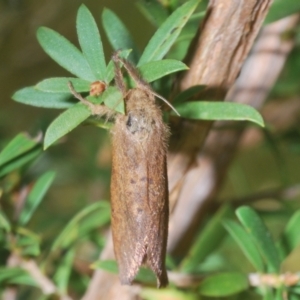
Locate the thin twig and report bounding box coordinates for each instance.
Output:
[3,254,73,300]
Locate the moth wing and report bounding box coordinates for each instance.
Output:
[144,124,169,287]
[111,118,150,284]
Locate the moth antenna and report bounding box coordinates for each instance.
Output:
[112,52,151,90]
[112,52,127,97]
[112,53,180,116]
[68,81,91,107]
[151,91,180,116]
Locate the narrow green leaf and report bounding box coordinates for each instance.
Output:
[174,101,265,127]
[199,272,249,297]
[173,85,206,104]
[53,249,75,294]
[236,206,281,273]
[135,267,156,285]
[279,210,300,256]
[36,78,90,93]
[180,205,233,272]
[37,27,95,81]
[141,288,198,300]
[0,267,37,286]
[265,0,300,24]
[16,228,41,257]
[263,287,275,300]
[0,211,11,232]
[44,103,91,150]
[105,49,132,83]
[136,0,169,27]
[138,0,200,65]
[18,171,56,226]
[223,220,264,272]
[51,202,110,251]
[102,8,140,63]
[77,5,106,80]
[138,59,188,83]
[103,86,124,114]
[12,87,74,109]
[0,147,42,178]
[92,259,118,272]
[92,259,156,284]
[0,133,38,166]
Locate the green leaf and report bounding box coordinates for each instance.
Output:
[44,103,91,150]
[102,8,140,63]
[236,206,281,273]
[92,259,156,285]
[138,0,199,65]
[174,101,265,127]
[0,147,42,178]
[141,288,198,300]
[51,202,110,251]
[16,228,41,257]
[12,87,74,109]
[223,220,264,272]
[0,210,11,232]
[136,0,169,27]
[199,272,249,297]
[173,85,206,104]
[278,210,300,256]
[102,86,124,114]
[53,249,75,294]
[135,267,156,285]
[77,4,106,80]
[138,59,188,83]
[0,133,39,166]
[92,259,118,271]
[36,78,90,93]
[265,0,300,24]
[180,205,233,272]
[18,171,56,226]
[37,27,95,81]
[0,267,37,286]
[105,49,132,83]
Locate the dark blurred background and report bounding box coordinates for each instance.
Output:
[0,0,160,237]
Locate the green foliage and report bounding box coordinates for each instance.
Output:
[3,0,300,299]
[77,5,106,80]
[198,272,249,297]
[265,0,300,24]
[0,133,43,177]
[11,0,263,151]
[236,206,281,273]
[92,260,157,285]
[12,87,74,109]
[223,219,264,272]
[102,8,140,63]
[18,171,56,225]
[50,202,110,251]
[180,205,234,273]
[44,103,91,149]
[137,0,200,65]
[140,288,198,300]
[175,101,265,127]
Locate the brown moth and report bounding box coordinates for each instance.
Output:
[68,54,177,287]
[110,54,170,287]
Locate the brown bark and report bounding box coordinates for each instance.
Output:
[168,15,299,254]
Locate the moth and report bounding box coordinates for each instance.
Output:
[110,54,174,287]
[69,54,178,287]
